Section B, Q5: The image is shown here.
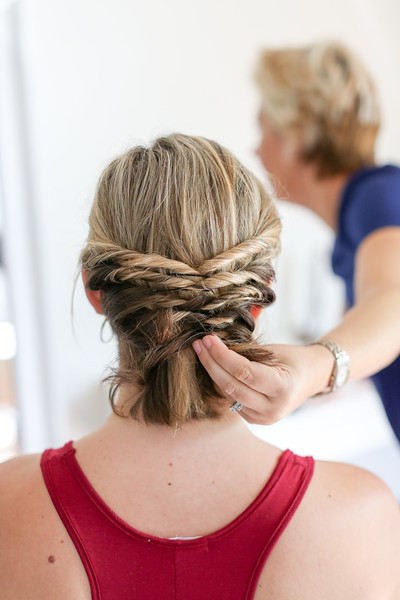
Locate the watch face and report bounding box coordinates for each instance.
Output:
[336,365,350,388]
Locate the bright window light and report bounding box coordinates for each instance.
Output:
[0,321,17,359]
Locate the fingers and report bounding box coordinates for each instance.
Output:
[193,335,286,397]
[192,335,301,426]
[194,334,254,382]
[225,396,270,425]
[192,336,274,417]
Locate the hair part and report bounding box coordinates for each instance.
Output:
[255,41,381,177]
[81,134,281,428]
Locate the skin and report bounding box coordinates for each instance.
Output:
[192,115,400,426]
[0,282,399,598]
[1,395,400,599]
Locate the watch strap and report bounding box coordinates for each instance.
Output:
[309,340,350,395]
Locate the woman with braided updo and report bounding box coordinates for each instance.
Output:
[1,134,399,599]
[80,134,279,428]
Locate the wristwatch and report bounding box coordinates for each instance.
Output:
[309,340,350,395]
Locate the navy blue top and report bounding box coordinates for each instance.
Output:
[332,165,400,442]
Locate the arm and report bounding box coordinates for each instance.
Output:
[193,227,400,425]
[321,227,400,377]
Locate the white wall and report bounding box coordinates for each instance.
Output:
[2,0,400,452]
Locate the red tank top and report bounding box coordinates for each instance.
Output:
[41,442,314,599]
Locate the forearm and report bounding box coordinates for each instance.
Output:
[268,288,400,402]
[266,342,336,402]
[320,288,400,381]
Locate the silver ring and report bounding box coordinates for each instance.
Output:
[229,401,243,413]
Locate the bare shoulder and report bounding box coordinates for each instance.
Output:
[311,459,400,530]
[256,460,400,600]
[312,458,398,501]
[0,453,90,600]
[0,451,41,475]
[0,453,48,534]
[0,454,50,596]
[0,453,43,513]
[303,460,400,598]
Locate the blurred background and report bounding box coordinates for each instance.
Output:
[0,0,399,494]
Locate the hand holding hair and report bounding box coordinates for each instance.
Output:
[192,335,336,425]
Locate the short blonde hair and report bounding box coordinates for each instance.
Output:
[81,134,281,428]
[255,41,380,177]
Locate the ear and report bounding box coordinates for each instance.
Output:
[250,305,263,320]
[82,269,103,315]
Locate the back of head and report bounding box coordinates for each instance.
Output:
[255,41,380,177]
[81,134,281,428]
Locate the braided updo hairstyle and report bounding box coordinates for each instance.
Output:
[81,134,281,428]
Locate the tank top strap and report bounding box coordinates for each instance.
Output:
[41,444,314,600]
[207,449,314,599]
[41,442,102,598]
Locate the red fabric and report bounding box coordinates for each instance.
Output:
[250,305,263,319]
[41,442,314,599]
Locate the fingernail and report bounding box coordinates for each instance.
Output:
[192,341,202,354]
[203,336,212,350]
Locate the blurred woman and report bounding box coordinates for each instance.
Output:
[194,42,400,442]
[0,134,399,599]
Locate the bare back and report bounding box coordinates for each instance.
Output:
[1,423,400,599]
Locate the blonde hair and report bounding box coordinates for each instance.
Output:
[255,41,381,176]
[81,134,281,428]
